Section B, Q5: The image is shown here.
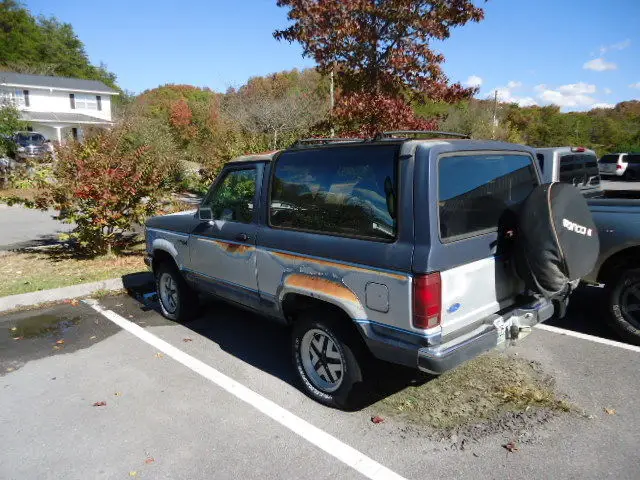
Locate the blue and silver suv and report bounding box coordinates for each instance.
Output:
[145,134,556,408]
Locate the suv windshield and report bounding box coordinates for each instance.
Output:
[599,154,620,164]
[15,133,45,146]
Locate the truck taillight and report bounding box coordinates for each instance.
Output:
[412,272,441,329]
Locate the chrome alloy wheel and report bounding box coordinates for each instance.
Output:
[159,272,178,314]
[300,328,345,393]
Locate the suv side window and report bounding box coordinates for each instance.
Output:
[270,145,398,240]
[439,153,537,241]
[202,167,257,223]
[627,154,640,165]
[536,153,545,171]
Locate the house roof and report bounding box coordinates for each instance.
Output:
[21,111,114,125]
[0,72,118,95]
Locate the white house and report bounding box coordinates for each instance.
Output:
[0,72,118,143]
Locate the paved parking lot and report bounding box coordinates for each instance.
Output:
[1,287,639,480]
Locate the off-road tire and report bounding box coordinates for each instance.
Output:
[606,268,640,346]
[155,262,198,323]
[292,311,368,410]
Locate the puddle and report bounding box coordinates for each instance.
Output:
[7,314,81,340]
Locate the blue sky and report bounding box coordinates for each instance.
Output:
[25,0,640,111]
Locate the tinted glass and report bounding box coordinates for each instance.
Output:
[270,145,398,240]
[560,154,599,186]
[536,153,545,171]
[15,133,44,146]
[439,153,537,241]
[202,168,256,223]
[627,154,640,165]
[599,154,619,164]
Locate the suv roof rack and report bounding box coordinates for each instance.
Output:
[292,137,365,147]
[375,130,470,140]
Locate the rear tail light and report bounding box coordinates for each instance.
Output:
[571,146,586,152]
[412,272,441,329]
[617,164,622,170]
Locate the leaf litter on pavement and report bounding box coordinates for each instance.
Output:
[376,352,575,442]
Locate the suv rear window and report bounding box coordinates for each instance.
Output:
[270,145,398,240]
[439,153,537,241]
[560,154,600,186]
[599,154,620,164]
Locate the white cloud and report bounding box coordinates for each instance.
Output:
[557,82,597,95]
[583,57,617,71]
[464,75,483,88]
[599,39,631,55]
[591,103,615,109]
[604,88,613,94]
[537,82,598,108]
[494,86,537,107]
[630,82,640,89]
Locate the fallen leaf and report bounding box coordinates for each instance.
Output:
[144,457,155,464]
[6,367,15,372]
[604,408,616,415]
[115,304,123,307]
[370,415,384,424]
[128,315,134,319]
[10,327,17,331]
[183,338,193,342]
[114,392,122,396]
[129,471,137,477]
[155,352,164,358]
[12,336,24,341]
[55,339,65,345]
[70,299,79,306]
[90,336,97,340]
[503,441,519,453]
[92,401,107,407]
[52,345,62,350]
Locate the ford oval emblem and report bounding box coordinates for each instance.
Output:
[447,303,461,313]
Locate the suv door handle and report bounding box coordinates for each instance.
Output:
[235,233,249,242]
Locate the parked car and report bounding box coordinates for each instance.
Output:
[13,131,49,162]
[598,152,640,181]
[144,135,589,408]
[584,198,640,345]
[535,146,602,198]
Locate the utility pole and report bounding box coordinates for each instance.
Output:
[492,90,498,139]
[330,62,335,137]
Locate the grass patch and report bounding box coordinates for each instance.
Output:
[0,247,145,297]
[378,353,571,431]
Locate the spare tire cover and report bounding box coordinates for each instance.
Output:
[515,182,599,297]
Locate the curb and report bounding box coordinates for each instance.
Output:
[0,272,154,313]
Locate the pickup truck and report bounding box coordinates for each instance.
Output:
[535,146,602,198]
[145,135,565,408]
[584,198,640,345]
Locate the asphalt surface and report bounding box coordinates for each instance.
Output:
[1,288,639,480]
[0,204,72,250]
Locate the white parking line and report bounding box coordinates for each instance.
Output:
[84,300,406,480]
[535,324,640,353]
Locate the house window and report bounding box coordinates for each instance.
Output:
[23,90,30,107]
[0,88,26,107]
[96,95,102,111]
[69,93,75,109]
[74,94,98,110]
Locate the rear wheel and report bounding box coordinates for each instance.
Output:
[155,262,198,322]
[292,311,368,409]
[606,268,640,346]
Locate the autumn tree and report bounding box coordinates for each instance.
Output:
[223,69,329,148]
[274,0,484,134]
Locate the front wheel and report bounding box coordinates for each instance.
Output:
[606,268,640,346]
[155,262,198,322]
[292,312,368,409]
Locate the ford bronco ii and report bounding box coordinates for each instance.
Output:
[145,133,588,408]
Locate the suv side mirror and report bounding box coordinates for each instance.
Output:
[199,207,213,222]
